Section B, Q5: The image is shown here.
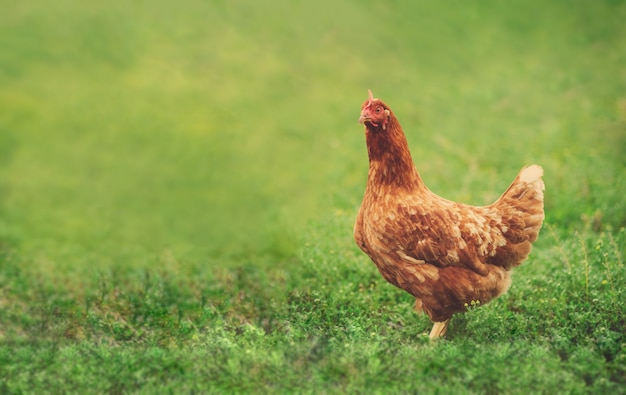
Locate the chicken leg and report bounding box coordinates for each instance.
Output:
[429,319,450,340]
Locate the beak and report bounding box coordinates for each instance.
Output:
[359,112,369,124]
[359,112,377,127]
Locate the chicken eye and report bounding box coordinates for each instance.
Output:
[375,107,382,114]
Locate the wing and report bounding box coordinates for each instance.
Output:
[381,192,512,276]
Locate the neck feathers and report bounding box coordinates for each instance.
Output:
[365,115,423,191]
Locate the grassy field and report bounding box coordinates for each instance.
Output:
[1,0,625,393]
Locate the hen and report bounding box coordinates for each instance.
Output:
[354,90,545,339]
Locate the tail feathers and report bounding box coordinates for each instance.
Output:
[499,165,545,242]
[518,164,545,194]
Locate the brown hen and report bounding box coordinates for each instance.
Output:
[354,90,545,340]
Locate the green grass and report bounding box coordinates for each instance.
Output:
[1,0,625,393]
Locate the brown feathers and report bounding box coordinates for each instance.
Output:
[354,91,545,339]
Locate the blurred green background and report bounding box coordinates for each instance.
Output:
[1,0,625,280]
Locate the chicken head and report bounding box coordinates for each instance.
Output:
[359,89,391,130]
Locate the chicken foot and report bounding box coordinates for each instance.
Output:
[428,319,450,340]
